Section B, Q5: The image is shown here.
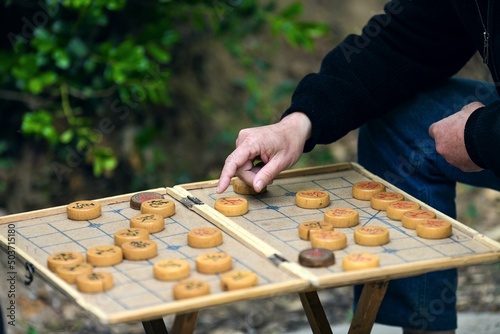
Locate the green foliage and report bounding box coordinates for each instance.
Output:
[1,0,327,185]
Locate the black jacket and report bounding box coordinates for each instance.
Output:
[283,0,500,177]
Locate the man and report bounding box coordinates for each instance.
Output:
[217,0,500,333]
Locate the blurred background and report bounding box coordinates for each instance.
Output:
[0,0,498,333]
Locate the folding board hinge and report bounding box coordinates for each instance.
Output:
[268,253,288,266]
[180,195,204,209]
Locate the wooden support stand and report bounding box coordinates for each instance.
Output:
[348,281,389,334]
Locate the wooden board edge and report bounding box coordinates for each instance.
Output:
[315,251,500,288]
[0,187,168,225]
[103,279,309,324]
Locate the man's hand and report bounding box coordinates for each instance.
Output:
[216,112,312,193]
[428,101,484,172]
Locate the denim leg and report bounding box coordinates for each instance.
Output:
[355,78,500,331]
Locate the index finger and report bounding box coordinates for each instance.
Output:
[216,149,256,193]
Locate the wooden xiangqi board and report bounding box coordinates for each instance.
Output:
[1,162,499,325]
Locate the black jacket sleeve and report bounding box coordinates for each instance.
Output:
[465,102,500,177]
[282,0,477,151]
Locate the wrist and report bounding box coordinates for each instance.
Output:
[281,112,312,141]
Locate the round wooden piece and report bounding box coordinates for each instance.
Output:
[295,190,330,209]
[298,248,336,267]
[173,279,210,300]
[130,192,164,210]
[153,259,191,281]
[195,252,233,274]
[47,251,84,272]
[214,197,249,216]
[310,231,347,251]
[114,228,150,246]
[370,192,405,211]
[401,210,436,230]
[323,208,359,228]
[232,178,267,195]
[121,240,158,261]
[298,221,334,240]
[416,219,452,239]
[220,270,258,291]
[354,226,390,246]
[187,227,223,248]
[76,271,114,293]
[386,201,421,220]
[130,213,165,234]
[342,253,380,271]
[86,245,123,267]
[56,262,93,284]
[140,199,176,218]
[66,200,101,220]
[352,181,386,201]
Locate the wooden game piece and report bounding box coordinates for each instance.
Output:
[76,271,114,293]
[195,252,233,274]
[342,253,380,271]
[323,208,359,228]
[232,177,267,195]
[352,181,386,200]
[386,201,421,220]
[121,240,158,261]
[298,248,336,267]
[220,270,258,291]
[114,228,150,246]
[153,259,191,281]
[401,210,436,229]
[370,192,405,211]
[140,198,176,218]
[416,219,452,239]
[47,251,85,272]
[66,200,101,220]
[298,221,334,240]
[173,279,210,300]
[56,262,93,284]
[214,197,249,216]
[310,231,347,251]
[354,226,390,246]
[130,192,164,210]
[129,213,165,234]
[187,227,223,248]
[86,245,123,267]
[295,190,330,209]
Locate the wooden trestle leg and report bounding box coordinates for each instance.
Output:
[348,281,389,334]
[142,318,169,334]
[299,291,333,334]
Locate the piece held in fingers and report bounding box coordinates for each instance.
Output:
[232,177,267,195]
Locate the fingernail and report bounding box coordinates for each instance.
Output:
[255,180,264,192]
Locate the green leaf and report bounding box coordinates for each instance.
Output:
[21,110,59,145]
[53,48,71,69]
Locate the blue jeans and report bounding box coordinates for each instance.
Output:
[356,78,500,331]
